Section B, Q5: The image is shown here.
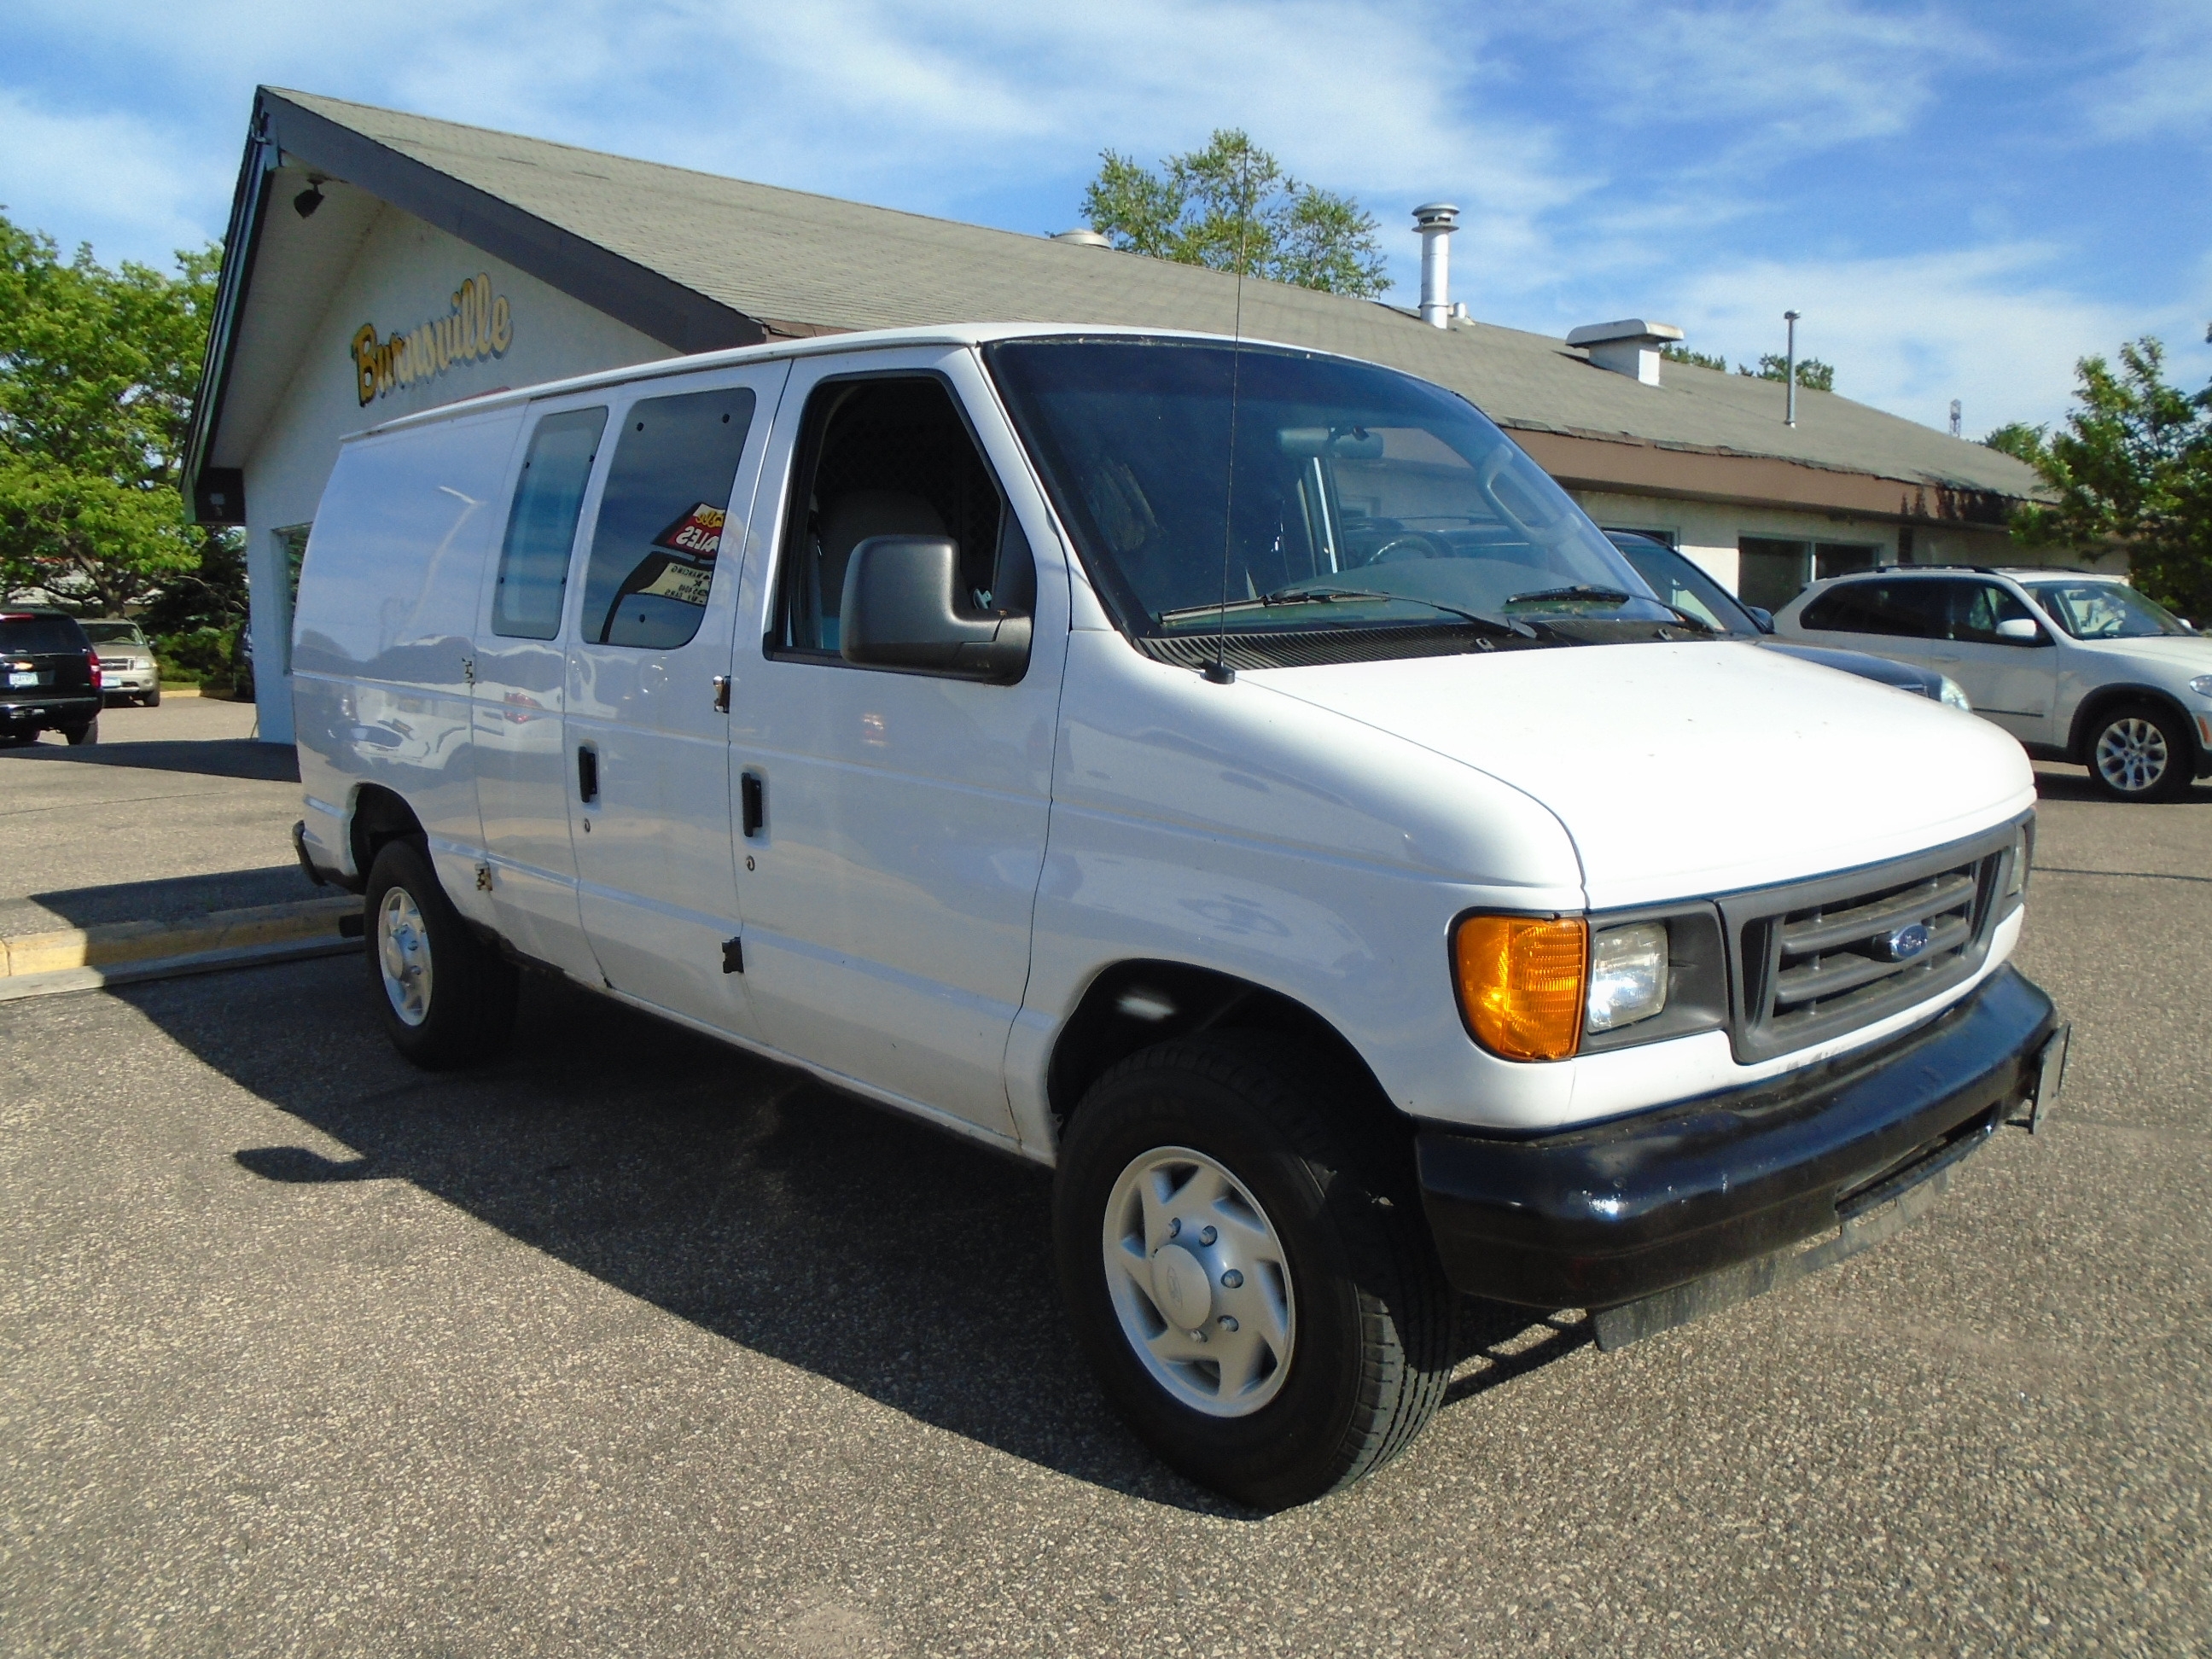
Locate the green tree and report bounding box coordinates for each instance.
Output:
[2010,336,2212,619]
[1082,130,1389,298]
[1981,421,2048,465]
[0,214,238,619]
[1738,352,1837,393]
[1660,344,1729,372]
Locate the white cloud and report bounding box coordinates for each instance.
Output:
[2081,0,2212,140]
[1667,243,2168,432]
[0,90,226,264]
[1504,0,1981,149]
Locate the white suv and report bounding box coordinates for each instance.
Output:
[1775,568,2212,800]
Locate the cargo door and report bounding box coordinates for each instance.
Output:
[471,397,609,981]
[562,362,788,1039]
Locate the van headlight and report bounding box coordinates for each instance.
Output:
[1938,676,1972,710]
[1586,922,1668,1033]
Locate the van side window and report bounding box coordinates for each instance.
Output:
[579,387,758,649]
[772,377,1027,657]
[492,408,608,639]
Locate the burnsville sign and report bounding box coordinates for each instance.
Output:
[350,274,512,405]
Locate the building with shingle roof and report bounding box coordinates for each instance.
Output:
[189,87,2074,743]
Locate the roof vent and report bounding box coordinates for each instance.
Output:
[1566,318,1685,386]
[1412,203,1459,329]
[1051,229,1111,247]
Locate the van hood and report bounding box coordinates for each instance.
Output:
[1251,640,2034,907]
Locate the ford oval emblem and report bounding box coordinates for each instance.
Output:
[1883,922,1932,960]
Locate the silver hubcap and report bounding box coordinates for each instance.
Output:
[1102,1146,1295,1417]
[2094,717,2168,795]
[376,887,434,1027]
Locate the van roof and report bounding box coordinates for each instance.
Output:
[342,323,1343,441]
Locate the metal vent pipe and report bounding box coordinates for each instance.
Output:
[1412,203,1459,329]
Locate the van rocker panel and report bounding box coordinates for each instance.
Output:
[1415,964,2057,1311]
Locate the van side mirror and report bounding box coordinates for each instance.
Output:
[1995,617,2047,645]
[1745,604,1776,634]
[841,536,1031,682]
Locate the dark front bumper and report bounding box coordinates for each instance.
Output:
[1416,965,2058,1310]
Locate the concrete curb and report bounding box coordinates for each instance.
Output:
[0,934,362,1003]
[0,895,362,984]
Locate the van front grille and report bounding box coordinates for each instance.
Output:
[1720,821,2019,1063]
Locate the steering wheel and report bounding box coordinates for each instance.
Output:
[1358,531,1448,566]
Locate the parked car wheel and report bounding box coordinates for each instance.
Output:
[61,718,98,746]
[2087,702,2192,800]
[141,685,161,707]
[1053,1034,1451,1509]
[363,838,519,1068]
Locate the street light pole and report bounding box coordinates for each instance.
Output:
[1784,310,1800,428]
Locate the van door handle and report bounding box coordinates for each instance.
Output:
[741,770,764,838]
[578,743,599,803]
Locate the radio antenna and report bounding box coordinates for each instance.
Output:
[1203,151,1254,686]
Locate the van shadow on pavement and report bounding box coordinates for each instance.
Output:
[129,956,1577,1514]
[0,736,297,783]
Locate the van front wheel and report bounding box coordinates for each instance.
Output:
[1052,1036,1450,1509]
[363,839,518,1068]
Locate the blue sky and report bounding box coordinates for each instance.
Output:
[3,0,2207,434]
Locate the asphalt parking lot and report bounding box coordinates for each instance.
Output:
[0,696,315,934]
[2,745,2207,1656]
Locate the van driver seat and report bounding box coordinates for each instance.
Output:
[814,490,946,649]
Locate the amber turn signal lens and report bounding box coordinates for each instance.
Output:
[1453,914,1589,1062]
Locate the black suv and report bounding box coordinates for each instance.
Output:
[1,610,102,746]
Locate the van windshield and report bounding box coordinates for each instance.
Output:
[986,338,1675,664]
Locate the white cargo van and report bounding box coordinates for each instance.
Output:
[292,325,2064,1507]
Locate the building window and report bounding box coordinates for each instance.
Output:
[1736,537,1883,611]
[271,523,312,679]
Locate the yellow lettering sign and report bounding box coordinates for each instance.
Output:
[349,274,513,406]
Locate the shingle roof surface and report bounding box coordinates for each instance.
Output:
[276,89,2041,499]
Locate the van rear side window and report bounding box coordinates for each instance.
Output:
[579,387,757,650]
[493,408,608,639]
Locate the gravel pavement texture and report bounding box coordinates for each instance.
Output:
[1,759,2206,1656]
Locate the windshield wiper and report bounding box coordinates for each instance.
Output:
[1505,585,1720,634]
[1158,584,1535,637]
[1261,583,1535,636]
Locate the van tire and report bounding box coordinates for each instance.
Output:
[363,838,518,1068]
[1052,1033,1451,1509]
[2086,701,2192,800]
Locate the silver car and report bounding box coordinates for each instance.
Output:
[79,620,161,707]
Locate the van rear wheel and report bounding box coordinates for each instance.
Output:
[1052,1034,1451,1509]
[363,839,518,1068]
